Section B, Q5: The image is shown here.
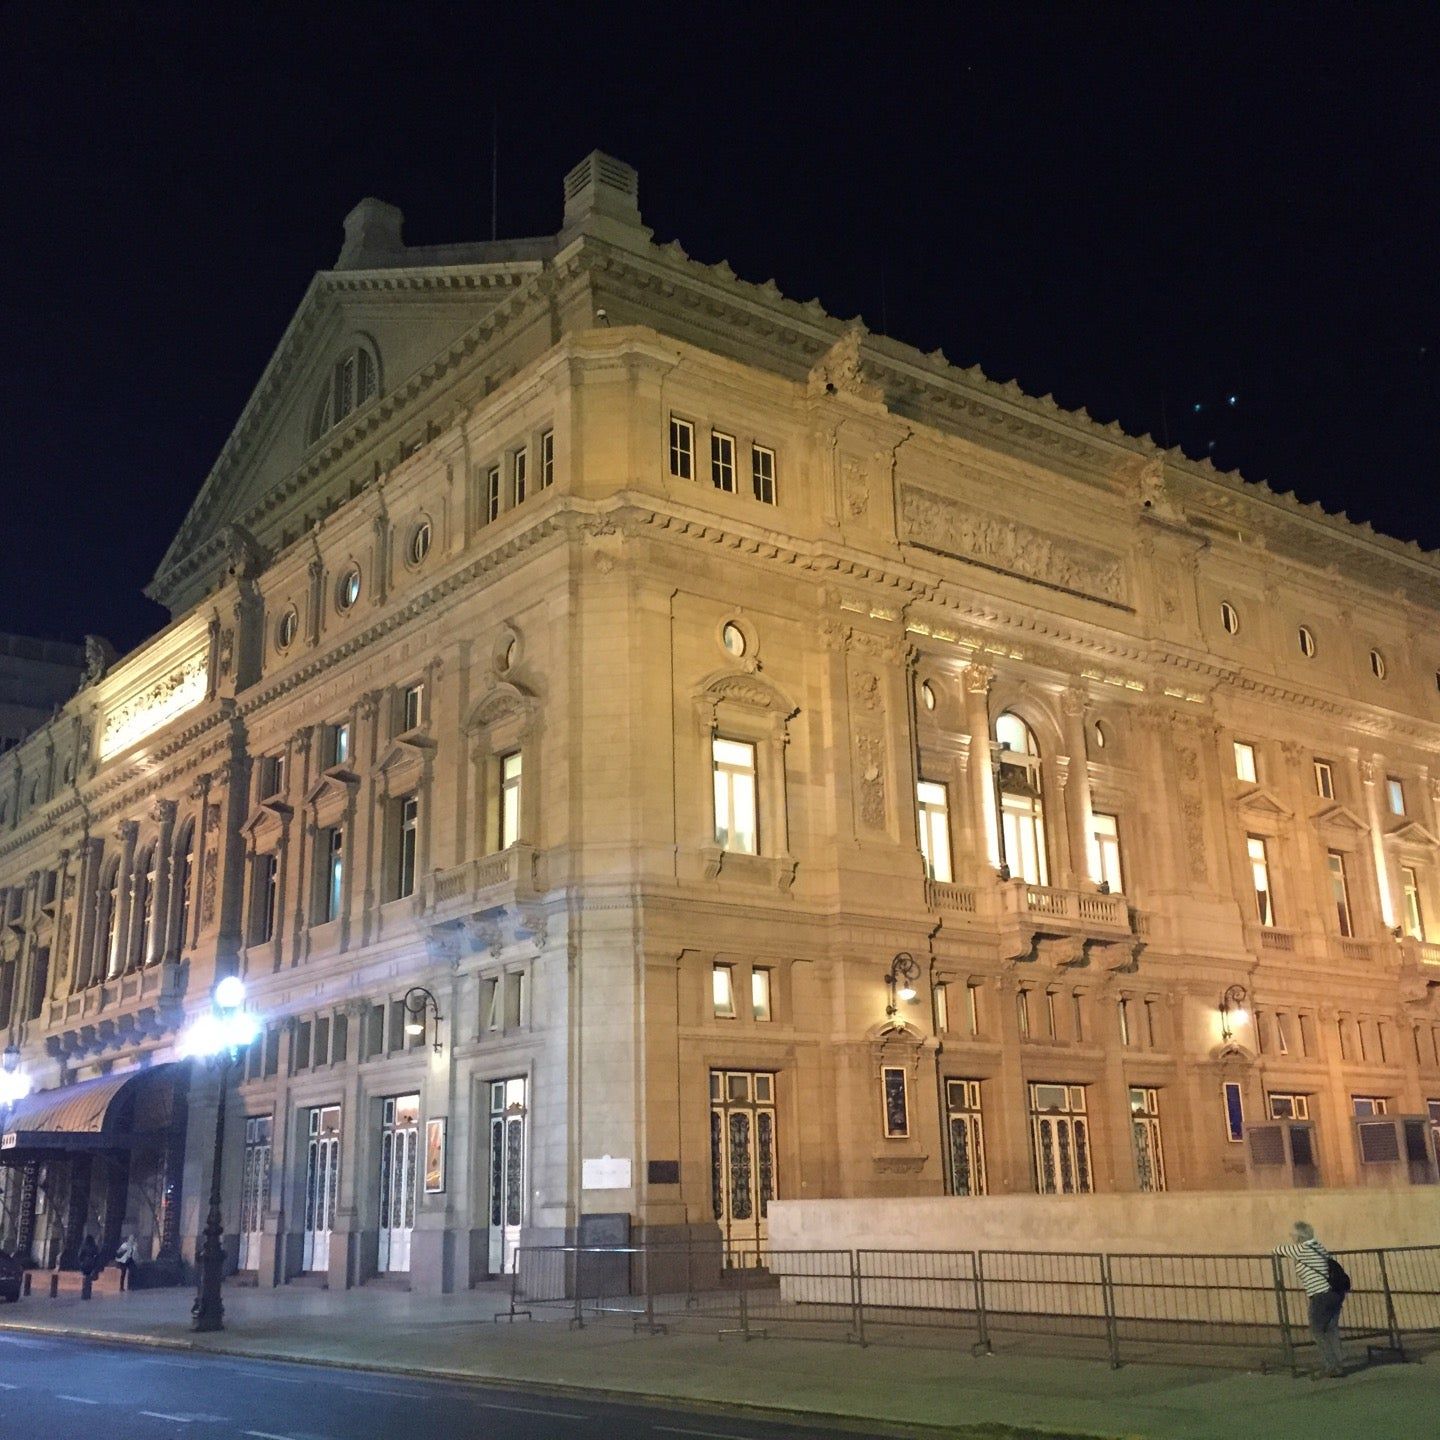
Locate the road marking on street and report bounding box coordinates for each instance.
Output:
[0,1382,17,1390]
[140,1412,194,1423]
[55,1395,100,1405]
[654,1429,755,1440]
[244,1431,306,1440]
[342,1384,411,1397]
[474,1401,587,1420]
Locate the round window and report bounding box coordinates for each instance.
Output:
[499,638,518,672]
[1220,601,1240,635]
[721,622,747,658]
[277,606,299,650]
[409,520,432,566]
[1298,625,1316,658]
[920,680,937,712]
[1370,648,1387,680]
[338,566,362,612]
[1092,720,1107,751]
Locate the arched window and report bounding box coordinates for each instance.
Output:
[98,859,121,982]
[996,713,1048,886]
[133,845,158,968]
[170,821,195,959]
[309,343,380,443]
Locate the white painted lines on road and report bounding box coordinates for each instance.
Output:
[55,1394,100,1404]
[244,1431,306,1440]
[0,1382,16,1390]
[654,1429,755,1440]
[341,1383,411,1397]
[474,1400,587,1420]
[140,1413,194,1423]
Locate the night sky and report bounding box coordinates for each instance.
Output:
[2,6,1436,656]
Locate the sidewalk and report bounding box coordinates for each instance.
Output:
[1,1284,1434,1440]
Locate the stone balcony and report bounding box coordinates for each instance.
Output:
[425,842,545,924]
[925,876,1137,966]
[43,958,187,1060]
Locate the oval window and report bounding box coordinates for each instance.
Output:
[1220,601,1240,635]
[338,566,362,612]
[920,680,937,712]
[721,622,747,658]
[409,520,432,566]
[277,606,299,650]
[1298,625,1316,658]
[499,637,518,672]
[1370,648,1386,680]
[1092,720,1107,751]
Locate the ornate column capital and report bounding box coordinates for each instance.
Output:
[116,819,140,848]
[1060,686,1088,720]
[150,797,178,827]
[963,662,995,696]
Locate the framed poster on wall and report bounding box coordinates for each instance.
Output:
[425,1116,447,1193]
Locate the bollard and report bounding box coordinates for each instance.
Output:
[21,1272,30,1297]
[81,1273,93,1300]
[48,1273,58,1298]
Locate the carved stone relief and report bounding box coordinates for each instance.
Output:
[856,733,887,828]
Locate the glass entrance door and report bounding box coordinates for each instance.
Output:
[377,1094,419,1273]
[487,1078,526,1276]
[709,1070,776,1264]
[945,1079,987,1196]
[1029,1082,1093,1194]
[301,1105,341,1273]
[238,1115,272,1272]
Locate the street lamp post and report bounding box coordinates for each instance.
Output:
[182,975,260,1333]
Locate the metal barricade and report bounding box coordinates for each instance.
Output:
[855,1249,986,1352]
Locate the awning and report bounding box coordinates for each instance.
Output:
[2,1069,158,1153]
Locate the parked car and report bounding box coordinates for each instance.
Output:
[0,1250,22,1303]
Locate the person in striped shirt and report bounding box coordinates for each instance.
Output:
[1275,1220,1346,1376]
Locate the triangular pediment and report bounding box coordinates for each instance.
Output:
[303,768,360,808]
[375,733,437,777]
[1311,802,1370,834]
[148,256,547,615]
[240,799,293,840]
[1388,819,1440,847]
[1235,785,1292,818]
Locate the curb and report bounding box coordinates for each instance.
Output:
[0,1314,1113,1439]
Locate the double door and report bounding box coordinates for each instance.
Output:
[487,1078,526,1276]
[377,1094,420,1273]
[709,1070,776,1263]
[301,1104,341,1273]
[238,1115,272,1272]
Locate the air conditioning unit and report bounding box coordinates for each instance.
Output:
[1245,1120,1322,1188]
[1352,1116,1439,1187]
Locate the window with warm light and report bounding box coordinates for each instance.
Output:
[1313,759,1335,799]
[1387,776,1407,816]
[1327,850,1353,937]
[1233,741,1258,782]
[1403,866,1426,940]
[318,827,344,923]
[1247,835,1275,926]
[996,713,1047,885]
[712,963,736,1019]
[712,737,758,853]
[1091,811,1124,892]
[751,967,772,1022]
[916,780,953,883]
[499,751,523,849]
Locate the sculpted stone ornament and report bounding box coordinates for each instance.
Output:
[78,635,118,690]
[808,327,884,404]
[1135,456,1186,522]
[222,522,269,582]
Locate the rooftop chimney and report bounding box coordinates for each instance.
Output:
[559,151,647,244]
[337,197,406,269]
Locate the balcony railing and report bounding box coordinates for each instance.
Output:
[1257,927,1297,954]
[427,842,544,915]
[924,880,978,914]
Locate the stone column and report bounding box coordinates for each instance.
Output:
[1060,688,1097,887]
[961,664,1000,876]
[147,799,177,966]
[70,838,102,990]
[991,972,1033,1193]
[1356,755,1398,931]
[110,820,139,980]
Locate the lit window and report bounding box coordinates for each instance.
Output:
[1248,835,1275,926]
[1016,988,1031,1039]
[499,751,523,849]
[751,444,776,504]
[934,981,950,1033]
[1298,625,1316,658]
[402,683,424,732]
[1387,777,1406,816]
[712,963,736,1018]
[1091,720,1107,753]
[540,429,555,488]
[916,781,953,883]
[751,968,772,1022]
[327,723,350,768]
[712,737,758,854]
[1314,759,1334,799]
[277,607,299,650]
[396,796,419,899]
[1403,866,1426,941]
[1370,648,1387,680]
[1220,601,1240,635]
[967,981,982,1036]
[1130,1087,1166,1193]
[1233,741,1257,782]
[1327,851,1353,937]
[1276,1013,1291,1055]
[252,853,278,943]
[319,827,344,923]
[512,447,528,506]
[486,466,501,523]
[996,713,1047,885]
[337,566,361,612]
[920,680,937,711]
[409,520,432,566]
[711,432,736,493]
[669,417,694,479]
[721,622,746,658]
[1091,811,1124,893]
[1118,997,1132,1046]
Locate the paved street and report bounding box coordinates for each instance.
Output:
[0,1331,917,1440]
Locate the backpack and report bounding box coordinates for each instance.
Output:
[1325,1255,1351,1297]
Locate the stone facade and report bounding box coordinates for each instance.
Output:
[3,153,1440,1292]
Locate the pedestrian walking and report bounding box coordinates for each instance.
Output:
[75,1233,99,1279]
[114,1234,138,1291]
[1275,1220,1350,1377]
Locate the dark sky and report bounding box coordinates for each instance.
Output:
[2,5,1436,655]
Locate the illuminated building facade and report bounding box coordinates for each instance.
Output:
[3,154,1439,1291]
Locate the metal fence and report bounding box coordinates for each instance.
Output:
[501,1240,1440,1372]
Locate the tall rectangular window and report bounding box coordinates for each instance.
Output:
[327,722,351,769]
[1091,811,1124,892]
[1223,1081,1245,1143]
[1387,777,1407,816]
[916,780,953,883]
[1016,988,1031,1039]
[712,737,758,854]
[396,796,419,900]
[751,967,772,1022]
[967,980,982,1037]
[1117,997,1133,1046]
[1029,1083,1092,1194]
[540,429,554,488]
[252,852,278,943]
[1314,759,1335,799]
[402,682,424,732]
[710,432,736,492]
[512,447,528,506]
[751,444,776,504]
[1247,835,1275,926]
[499,751,522,849]
[1403,866,1426,940]
[669,417,693,479]
[486,465,501,522]
[1129,1087,1166,1193]
[945,1079,987,1197]
[257,754,286,799]
[1327,850,1353,937]
[934,981,950,1033]
[319,827,344,923]
[1233,741,1258,782]
[712,963,736,1019]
